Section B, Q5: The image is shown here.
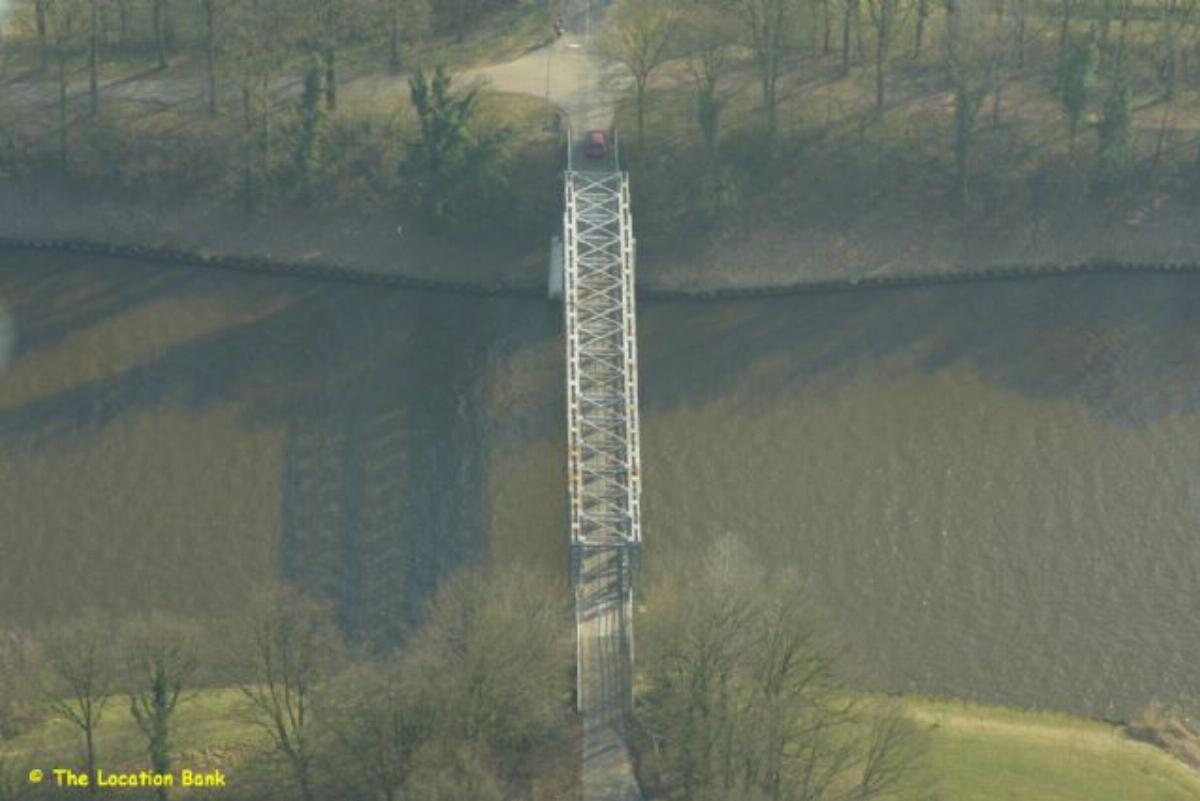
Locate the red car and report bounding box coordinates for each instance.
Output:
[584,130,609,159]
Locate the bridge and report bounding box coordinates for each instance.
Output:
[562,129,644,801]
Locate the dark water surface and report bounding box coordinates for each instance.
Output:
[1,253,1197,720]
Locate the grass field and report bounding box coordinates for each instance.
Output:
[4,690,1198,800]
[905,697,1200,801]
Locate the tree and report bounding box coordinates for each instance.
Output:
[236,584,343,801]
[734,0,797,145]
[944,0,1006,203]
[1057,0,1079,51]
[294,54,326,203]
[912,0,929,58]
[1095,76,1132,188]
[682,0,736,162]
[224,0,295,208]
[0,625,40,741]
[600,0,678,150]
[122,614,201,801]
[32,0,50,71]
[40,614,115,799]
[200,0,223,115]
[404,743,505,801]
[404,65,508,229]
[840,0,857,74]
[865,0,911,114]
[378,0,431,72]
[405,565,569,770]
[86,0,98,114]
[637,539,921,801]
[1155,0,1194,101]
[152,0,169,69]
[1057,32,1096,156]
[45,0,86,172]
[298,0,364,111]
[319,660,435,801]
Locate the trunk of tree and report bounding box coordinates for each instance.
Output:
[153,0,167,69]
[242,85,255,210]
[1162,6,1177,100]
[875,29,888,113]
[1016,0,1026,68]
[324,47,337,111]
[955,88,970,204]
[204,0,216,115]
[163,0,175,48]
[1099,0,1113,65]
[1116,15,1129,67]
[1152,102,1173,173]
[58,57,68,173]
[636,79,646,150]
[390,9,402,71]
[88,0,99,115]
[841,0,856,74]
[84,724,98,799]
[36,0,48,71]
[455,0,468,42]
[763,72,778,144]
[913,0,928,58]
[118,0,129,42]
[823,0,833,53]
[1059,0,1073,53]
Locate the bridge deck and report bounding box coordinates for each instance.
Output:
[563,165,644,801]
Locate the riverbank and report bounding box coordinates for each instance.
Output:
[4,688,1197,800]
[8,172,1200,295]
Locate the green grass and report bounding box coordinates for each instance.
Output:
[2,688,276,799]
[7,690,1197,800]
[903,696,1200,801]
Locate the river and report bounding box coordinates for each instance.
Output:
[1,252,1197,721]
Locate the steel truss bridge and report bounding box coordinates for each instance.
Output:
[562,133,645,800]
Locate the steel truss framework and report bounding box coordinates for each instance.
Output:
[563,169,642,570]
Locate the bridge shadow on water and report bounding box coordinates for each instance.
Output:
[0,254,555,643]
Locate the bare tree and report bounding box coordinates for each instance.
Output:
[199,0,222,115]
[34,0,50,70]
[1058,0,1079,51]
[319,660,435,801]
[865,0,911,114]
[681,0,736,161]
[0,625,40,741]
[236,585,343,801]
[152,0,168,68]
[944,0,1006,202]
[406,565,569,766]
[378,0,431,72]
[224,0,296,208]
[637,538,922,801]
[841,0,857,74]
[123,614,201,801]
[733,0,799,145]
[45,0,87,172]
[40,614,115,799]
[86,0,98,114]
[601,0,679,149]
[912,0,929,57]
